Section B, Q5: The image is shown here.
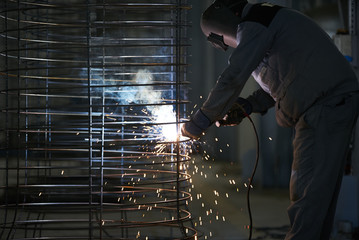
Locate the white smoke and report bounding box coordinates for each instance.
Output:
[128,69,178,141]
[133,69,162,110]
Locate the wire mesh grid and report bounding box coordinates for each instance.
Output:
[0,0,196,239]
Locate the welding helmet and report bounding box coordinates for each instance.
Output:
[201,0,248,51]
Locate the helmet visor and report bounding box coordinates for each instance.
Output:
[207,33,229,51]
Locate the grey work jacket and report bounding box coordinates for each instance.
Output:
[200,3,358,127]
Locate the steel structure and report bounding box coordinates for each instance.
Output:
[0,0,195,239]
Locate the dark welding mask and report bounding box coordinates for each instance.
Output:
[201,0,248,51]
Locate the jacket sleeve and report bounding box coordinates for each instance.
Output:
[200,21,275,122]
[246,88,275,114]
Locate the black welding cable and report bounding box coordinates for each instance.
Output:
[245,114,260,240]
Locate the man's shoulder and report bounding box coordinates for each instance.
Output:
[240,3,284,27]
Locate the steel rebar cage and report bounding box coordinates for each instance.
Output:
[0,0,195,239]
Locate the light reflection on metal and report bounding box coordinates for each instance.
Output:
[0,0,195,239]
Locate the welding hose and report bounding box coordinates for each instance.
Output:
[244,113,260,240]
[218,98,258,239]
[227,98,258,240]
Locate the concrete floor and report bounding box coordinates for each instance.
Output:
[188,155,359,240]
[1,154,357,239]
[188,155,290,240]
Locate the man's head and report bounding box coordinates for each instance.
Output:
[201,0,248,51]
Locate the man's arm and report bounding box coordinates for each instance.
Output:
[200,21,275,122]
[182,21,276,139]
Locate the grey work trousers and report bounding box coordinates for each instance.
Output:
[285,92,359,240]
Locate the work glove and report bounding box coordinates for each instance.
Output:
[181,109,212,139]
[216,97,252,127]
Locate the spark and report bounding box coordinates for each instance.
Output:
[124,70,190,143]
[151,105,183,142]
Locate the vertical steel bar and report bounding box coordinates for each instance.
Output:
[100,1,106,238]
[176,0,186,237]
[0,0,9,238]
[86,1,94,238]
[8,0,22,238]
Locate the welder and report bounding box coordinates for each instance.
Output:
[181,0,359,239]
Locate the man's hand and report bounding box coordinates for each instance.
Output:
[216,97,252,127]
[181,109,212,139]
